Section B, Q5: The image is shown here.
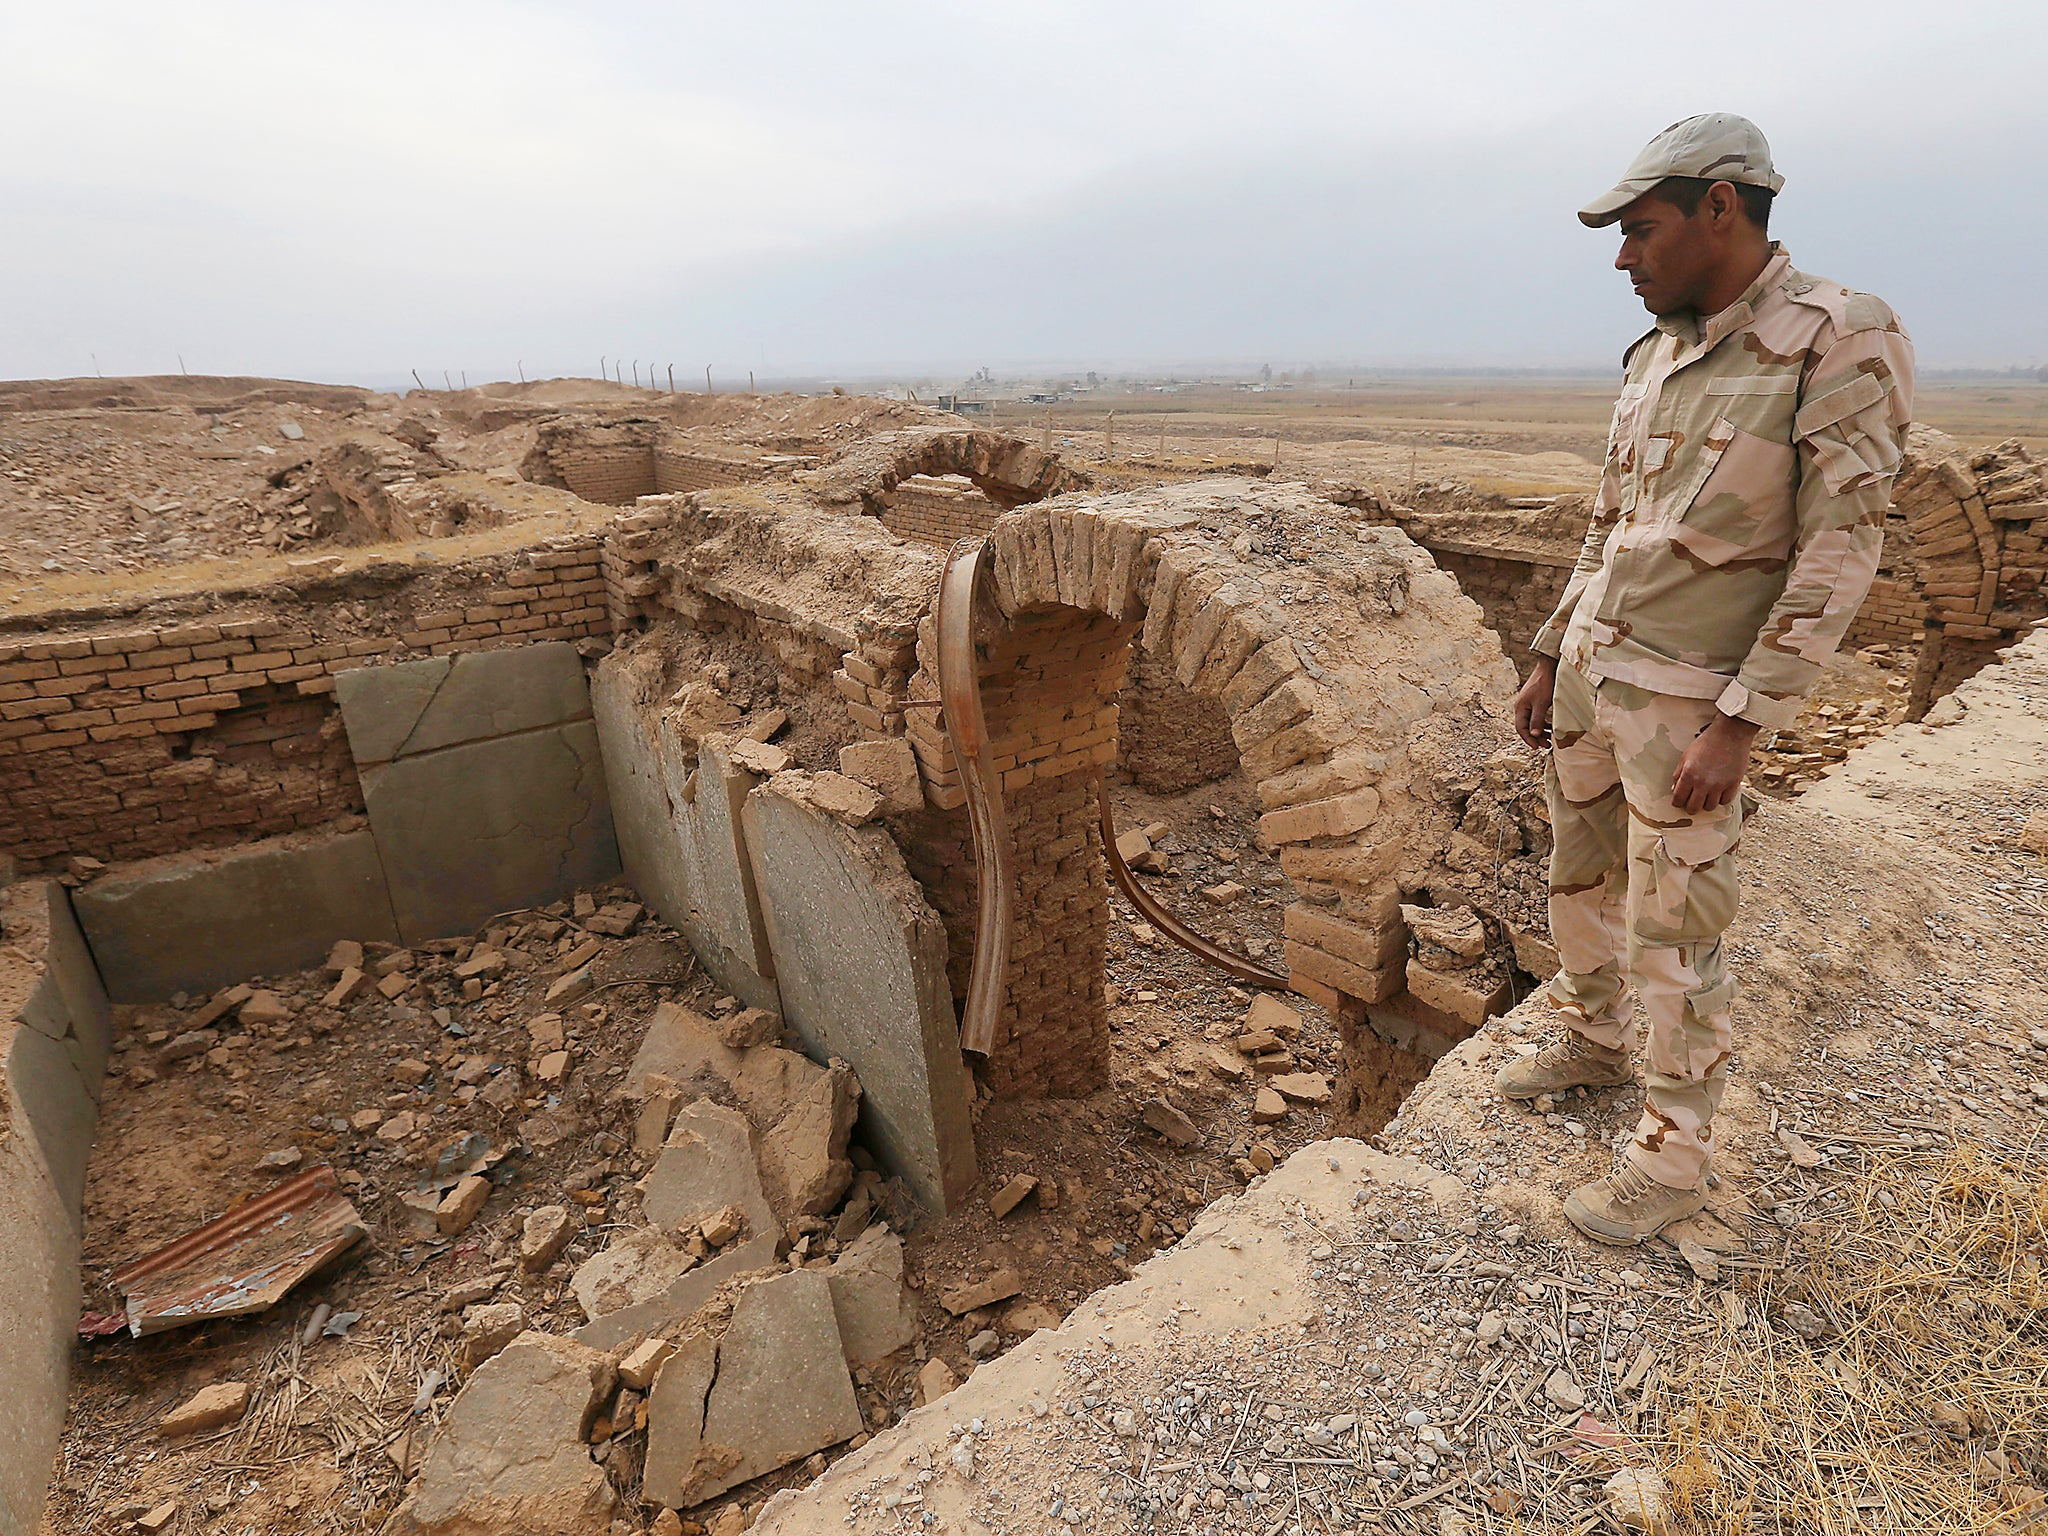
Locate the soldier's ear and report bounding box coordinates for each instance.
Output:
[1705,181,1742,230]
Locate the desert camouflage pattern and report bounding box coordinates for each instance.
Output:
[1533,246,1915,730]
[1578,112,1784,228]
[1544,664,1743,1189]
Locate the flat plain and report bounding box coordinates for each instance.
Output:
[999,377,2047,497]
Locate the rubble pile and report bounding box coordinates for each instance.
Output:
[57,877,957,1533]
[391,997,923,1533]
[1751,642,1913,794]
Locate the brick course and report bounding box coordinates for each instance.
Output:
[0,536,612,869]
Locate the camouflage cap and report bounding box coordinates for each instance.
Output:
[1578,113,1784,228]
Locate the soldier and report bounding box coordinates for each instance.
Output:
[1506,113,1914,1243]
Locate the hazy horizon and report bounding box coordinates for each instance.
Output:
[6,2,2045,385]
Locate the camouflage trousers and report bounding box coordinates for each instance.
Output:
[1544,664,1744,1190]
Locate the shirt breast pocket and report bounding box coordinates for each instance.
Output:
[1672,377,1799,568]
[1608,381,1650,504]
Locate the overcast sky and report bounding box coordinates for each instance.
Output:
[4,1,2043,385]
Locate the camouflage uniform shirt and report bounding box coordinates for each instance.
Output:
[1533,245,1915,728]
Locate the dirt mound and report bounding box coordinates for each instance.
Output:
[0,375,380,416]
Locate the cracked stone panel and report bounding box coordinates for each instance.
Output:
[336,643,592,766]
[643,1271,863,1510]
[361,720,619,943]
[591,660,777,1012]
[17,884,111,1100]
[684,741,780,1012]
[0,1126,83,1536]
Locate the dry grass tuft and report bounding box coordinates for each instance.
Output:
[1649,1139,2048,1534]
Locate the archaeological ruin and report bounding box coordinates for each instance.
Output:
[2,378,2044,1535]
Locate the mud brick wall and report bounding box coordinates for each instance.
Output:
[877,477,999,549]
[993,770,1110,1097]
[0,540,610,869]
[653,448,772,496]
[1116,647,1239,793]
[967,606,1133,1097]
[1844,573,1928,647]
[830,633,920,737]
[604,511,670,634]
[896,809,979,1006]
[551,445,658,506]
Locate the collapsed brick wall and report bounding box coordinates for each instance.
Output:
[1115,647,1240,793]
[0,539,609,869]
[1845,573,1927,647]
[1884,436,2047,712]
[876,476,999,550]
[1339,437,2044,700]
[1424,551,1571,674]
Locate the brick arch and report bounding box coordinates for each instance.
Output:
[901,479,1526,1096]
[796,428,1090,520]
[1874,436,2046,716]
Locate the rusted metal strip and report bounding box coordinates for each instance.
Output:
[936,535,1009,1056]
[1095,766,1291,989]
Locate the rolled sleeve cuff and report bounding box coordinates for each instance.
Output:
[1530,625,1565,660]
[1715,678,1802,730]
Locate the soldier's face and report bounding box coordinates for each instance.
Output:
[1613,193,1714,317]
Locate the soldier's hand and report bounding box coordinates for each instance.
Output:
[1672,714,1761,813]
[1513,658,1558,751]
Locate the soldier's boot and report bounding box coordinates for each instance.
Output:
[1563,1159,1707,1245]
[1495,1032,1635,1101]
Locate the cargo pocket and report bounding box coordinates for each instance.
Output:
[1683,974,1735,1023]
[1797,370,1900,496]
[1672,409,1798,567]
[1633,818,1742,947]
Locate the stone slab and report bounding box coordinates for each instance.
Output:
[687,740,779,1010]
[641,1330,720,1510]
[591,655,700,943]
[361,720,620,943]
[18,883,111,1101]
[399,1330,616,1535]
[741,784,976,1212]
[640,1099,778,1242]
[626,1006,856,1220]
[74,830,399,1003]
[570,1235,781,1353]
[684,1270,864,1505]
[3,1020,96,1211]
[825,1224,916,1365]
[592,659,777,1012]
[336,642,590,765]
[570,1226,697,1322]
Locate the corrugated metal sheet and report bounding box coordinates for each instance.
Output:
[109,1164,367,1337]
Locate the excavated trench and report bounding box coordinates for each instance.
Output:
[35,417,2037,1528]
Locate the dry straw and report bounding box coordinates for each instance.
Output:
[1647,1139,2047,1534]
